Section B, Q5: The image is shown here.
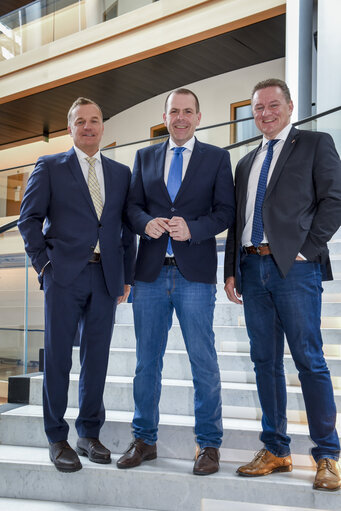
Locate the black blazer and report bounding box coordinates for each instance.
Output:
[127,138,235,284]
[224,127,341,293]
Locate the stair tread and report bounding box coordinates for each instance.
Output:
[1,404,311,434]
[30,373,341,394]
[0,499,148,511]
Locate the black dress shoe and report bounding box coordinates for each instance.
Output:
[116,438,157,469]
[76,437,111,464]
[49,440,82,473]
[193,447,220,475]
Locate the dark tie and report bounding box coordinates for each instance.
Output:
[251,139,279,247]
[167,146,185,255]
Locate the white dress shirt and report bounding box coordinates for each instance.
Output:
[74,146,105,204]
[164,136,195,255]
[241,123,292,247]
[164,136,195,185]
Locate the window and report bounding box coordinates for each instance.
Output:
[230,100,259,144]
[103,1,118,22]
[150,123,168,144]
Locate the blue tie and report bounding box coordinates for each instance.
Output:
[251,139,279,247]
[167,146,185,255]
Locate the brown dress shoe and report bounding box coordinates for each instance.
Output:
[313,458,341,491]
[49,440,82,473]
[76,437,111,464]
[193,447,220,475]
[116,438,157,469]
[237,449,292,477]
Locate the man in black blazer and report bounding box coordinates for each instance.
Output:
[18,98,136,472]
[224,78,341,490]
[117,88,235,475]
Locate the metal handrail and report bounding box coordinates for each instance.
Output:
[0,106,339,174]
[0,219,18,234]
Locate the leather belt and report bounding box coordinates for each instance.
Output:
[89,252,101,263]
[164,257,177,266]
[244,244,271,256]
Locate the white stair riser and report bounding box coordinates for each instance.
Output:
[29,376,341,415]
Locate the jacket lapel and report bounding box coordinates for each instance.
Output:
[155,140,172,202]
[265,127,300,199]
[239,144,260,225]
[65,147,99,218]
[100,154,111,219]
[174,138,202,202]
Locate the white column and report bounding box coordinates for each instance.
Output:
[285,0,314,122]
[316,0,341,145]
[84,0,103,28]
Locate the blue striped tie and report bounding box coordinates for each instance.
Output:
[167,147,185,255]
[251,139,279,247]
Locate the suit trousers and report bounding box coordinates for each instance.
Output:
[132,265,223,448]
[42,261,116,443]
[241,253,340,461]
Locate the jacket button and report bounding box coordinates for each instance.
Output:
[171,207,175,212]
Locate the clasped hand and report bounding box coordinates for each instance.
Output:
[145,217,191,241]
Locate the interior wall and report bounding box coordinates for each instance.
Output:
[0,58,284,171]
[101,57,285,148]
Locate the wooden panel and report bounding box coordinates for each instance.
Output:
[0,14,285,147]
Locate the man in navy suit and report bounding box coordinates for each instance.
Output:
[225,79,341,490]
[18,97,136,472]
[117,88,235,475]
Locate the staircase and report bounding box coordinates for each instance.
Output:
[0,236,340,511]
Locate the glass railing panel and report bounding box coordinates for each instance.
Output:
[0,0,158,62]
[0,222,42,399]
[297,109,341,154]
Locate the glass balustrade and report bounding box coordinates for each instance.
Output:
[0,0,158,62]
[0,107,339,396]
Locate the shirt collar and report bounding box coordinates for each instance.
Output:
[168,136,195,152]
[261,123,292,148]
[74,145,101,162]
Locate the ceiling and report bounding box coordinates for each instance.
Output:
[0,1,34,18]
[0,13,285,148]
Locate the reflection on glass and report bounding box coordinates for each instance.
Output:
[0,0,158,62]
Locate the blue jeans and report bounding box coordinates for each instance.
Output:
[132,266,223,448]
[241,254,340,461]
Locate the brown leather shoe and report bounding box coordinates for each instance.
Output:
[193,447,220,475]
[116,438,157,469]
[49,440,82,473]
[237,449,292,477]
[76,437,111,464]
[313,458,341,491]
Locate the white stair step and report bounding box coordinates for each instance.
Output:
[0,499,148,511]
[0,445,339,511]
[202,499,332,511]
[28,374,341,415]
[3,404,333,458]
[70,348,341,386]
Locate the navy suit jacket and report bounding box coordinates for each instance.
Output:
[18,147,136,299]
[224,127,341,293]
[127,138,235,284]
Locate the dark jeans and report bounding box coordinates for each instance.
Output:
[132,266,223,448]
[241,254,340,461]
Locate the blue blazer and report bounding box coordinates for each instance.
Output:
[224,128,341,293]
[127,138,235,284]
[18,147,136,299]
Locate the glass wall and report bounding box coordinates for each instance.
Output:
[0,0,158,61]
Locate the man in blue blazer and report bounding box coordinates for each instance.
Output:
[224,79,341,490]
[117,88,235,475]
[18,97,136,472]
